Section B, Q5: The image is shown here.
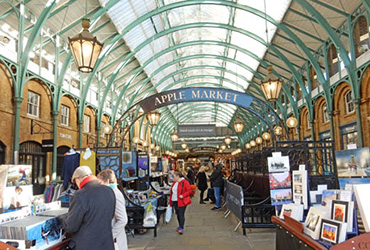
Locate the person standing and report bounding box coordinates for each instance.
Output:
[169,172,192,234]
[197,166,208,204]
[97,169,128,250]
[61,166,116,250]
[210,160,223,210]
[187,166,195,185]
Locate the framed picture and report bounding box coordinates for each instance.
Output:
[293,173,303,184]
[268,156,290,173]
[270,188,293,205]
[320,219,340,244]
[269,172,291,190]
[331,200,348,223]
[122,151,132,164]
[335,147,370,177]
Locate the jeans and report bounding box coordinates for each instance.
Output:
[214,187,221,208]
[172,201,187,229]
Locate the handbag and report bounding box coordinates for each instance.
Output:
[165,205,172,223]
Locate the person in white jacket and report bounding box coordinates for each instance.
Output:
[98,169,128,250]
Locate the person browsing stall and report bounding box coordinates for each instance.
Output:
[210,160,223,210]
[61,166,116,250]
[97,169,128,250]
[169,171,192,235]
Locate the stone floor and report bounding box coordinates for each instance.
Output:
[127,192,276,250]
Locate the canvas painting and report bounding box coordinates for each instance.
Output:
[269,172,291,190]
[270,188,293,205]
[338,177,370,190]
[268,156,290,173]
[335,147,370,177]
[331,200,348,223]
[6,165,32,186]
[122,151,132,164]
[321,190,338,206]
[320,220,339,244]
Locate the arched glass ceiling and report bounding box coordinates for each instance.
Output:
[98,0,291,125]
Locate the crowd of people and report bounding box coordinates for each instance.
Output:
[168,158,233,234]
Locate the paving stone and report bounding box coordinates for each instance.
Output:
[127,192,276,250]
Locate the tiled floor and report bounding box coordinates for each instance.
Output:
[127,192,276,250]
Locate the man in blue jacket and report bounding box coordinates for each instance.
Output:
[61,166,116,250]
[210,160,223,210]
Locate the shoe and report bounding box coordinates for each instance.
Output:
[177,228,183,234]
[204,198,209,201]
[210,201,215,204]
[200,201,206,204]
[211,207,221,210]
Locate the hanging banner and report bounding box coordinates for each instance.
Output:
[178,125,216,137]
[189,146,219,152]
[139,87,253,113]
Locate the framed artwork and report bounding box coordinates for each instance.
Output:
[331,200,348,223]
[268,156,290,173]
[269,172,291,190]
[321,190,338,207]
[6,165,32,186]
[122,151,132,164]
[270,188,293,205]
[280,203,303,221]
[292,170,308,209]
[319,219,346,244]
[335,147,370,177]
[320,219,340,244]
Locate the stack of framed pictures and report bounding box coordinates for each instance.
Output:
[292,170,308,209]
[319,218,347,245]
[267,154,293,206]
[304,206,329,240]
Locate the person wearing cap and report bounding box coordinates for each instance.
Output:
[61,166,116,250]
[97,169,128,250]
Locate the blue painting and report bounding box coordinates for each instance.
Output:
[338,178,370,190]
[335,147,370,177]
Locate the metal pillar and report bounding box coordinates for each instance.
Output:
[78,120,83,148]
[51,111,59,180]
[354,99,364,147]
[12,97,23,164]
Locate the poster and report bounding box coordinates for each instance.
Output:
[335,148,370,177]
[268,156,290,172]
[5,165,32,186]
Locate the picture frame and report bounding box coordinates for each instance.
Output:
[331,200,348,223]
[267,156,290,173]
[319,219,341,244]
[122,151,133,164]
[269,172,291,190]
[304,205,329,240]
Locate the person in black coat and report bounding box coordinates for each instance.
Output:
[210,161,223,210]
[197,166,208,204]
[61,166,116,250]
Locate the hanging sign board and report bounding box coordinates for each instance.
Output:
[41,139,54,152]
[139,87,253,113]
[178,125,216,137]
[190,146,219,152]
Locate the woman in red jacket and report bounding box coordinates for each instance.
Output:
[169,171,192,234]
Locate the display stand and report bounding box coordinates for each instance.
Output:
[272,215,370,250]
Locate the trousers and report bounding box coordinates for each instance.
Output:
[214,187,221,208]
[172,201,187,229]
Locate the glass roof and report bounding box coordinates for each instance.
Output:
[98,0,291,127]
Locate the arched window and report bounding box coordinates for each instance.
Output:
[309,66,319,90]
[353,16,369,57]
[345,91,354,114]
[323,103,329,123]
[0,141,5,165]
[328,44,338,77]
[19,141,46,195]
[307,114,311,130]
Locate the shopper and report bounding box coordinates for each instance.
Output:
[169,171,192,234]
[97,169,128,250]
[197,166,208,204]
[187,166,195,185]
[61,166,116,250]
[210,160,223,210]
